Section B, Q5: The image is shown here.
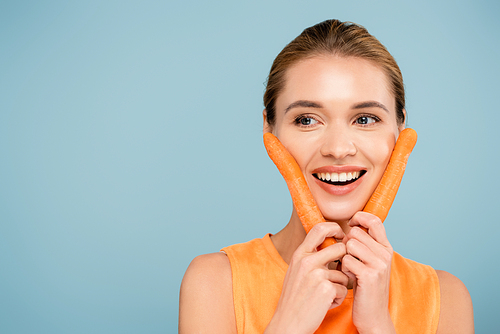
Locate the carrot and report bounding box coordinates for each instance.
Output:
[362,128,417,222]
[263,128,417,249]
[263,132,335,249]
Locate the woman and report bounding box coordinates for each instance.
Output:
[179,19,474,333]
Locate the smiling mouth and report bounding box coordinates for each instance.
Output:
[313,170,367,186]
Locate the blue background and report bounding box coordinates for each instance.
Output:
[1,0,498,332]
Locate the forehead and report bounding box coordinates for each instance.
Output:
[277,56,394,112]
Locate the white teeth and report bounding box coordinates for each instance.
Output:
[316,171,363,183]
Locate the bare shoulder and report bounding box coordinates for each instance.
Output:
[182,252,232,285]
[179,252,236,334]
[435,270,474,334]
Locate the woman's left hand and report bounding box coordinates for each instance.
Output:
[341,211,396,334]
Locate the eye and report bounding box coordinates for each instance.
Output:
[294,115,319,127]
[354,115,379,126]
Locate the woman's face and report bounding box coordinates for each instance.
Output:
[266,56,403,223]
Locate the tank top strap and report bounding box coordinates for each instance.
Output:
[389,252,440,333]
[221,234,286,333]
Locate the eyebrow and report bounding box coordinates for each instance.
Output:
[352,101,389,113]
[284,99,390,114]
[284,100,323,113]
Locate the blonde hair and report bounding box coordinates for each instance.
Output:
[264,19,405,127]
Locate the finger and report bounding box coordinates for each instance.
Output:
[349,212,391,248]
[296,243,346,273]
[341,253,365,276]
[341,266,356,284]
[312,242,347,267]
[345,236,374,265]
[325,266,349,288]
[346,226,394,267]
[308,270,349,310]
[330,284,348,309]
[299,223,345,254]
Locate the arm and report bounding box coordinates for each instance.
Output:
[179,252,237,334]
[436,270,474,333]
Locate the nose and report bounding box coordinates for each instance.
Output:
[319,127,357,159]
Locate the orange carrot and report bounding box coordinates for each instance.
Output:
[363,128,417,222]
[263,128,417,249]
[263,132,335,249]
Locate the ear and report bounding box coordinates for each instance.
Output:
[398,109,407,132]
[263,109,272,134]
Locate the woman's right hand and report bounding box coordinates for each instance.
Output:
[265,223,349,334]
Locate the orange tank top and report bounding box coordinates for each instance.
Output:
[221,234,440,334]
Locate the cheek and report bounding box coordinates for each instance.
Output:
[364,133,395,174]
[274,129,318,174]
[281,137,316,172]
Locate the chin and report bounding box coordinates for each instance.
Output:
[319,202,364,223]
[323,213,354,224]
